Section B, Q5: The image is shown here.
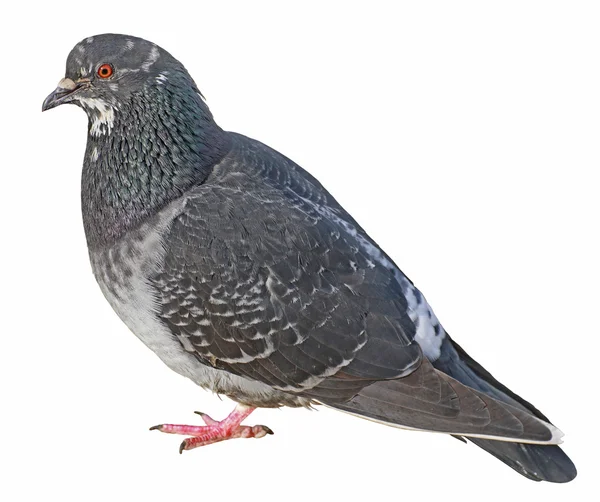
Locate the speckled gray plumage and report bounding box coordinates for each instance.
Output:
[153,134,422,400]
[81,55,230,248]
[43,34,576,482]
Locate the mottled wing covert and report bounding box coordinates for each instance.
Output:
[153,164,422,400]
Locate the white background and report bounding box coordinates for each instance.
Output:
[1,1,598,500]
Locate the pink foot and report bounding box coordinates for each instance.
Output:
[150,404,273,452]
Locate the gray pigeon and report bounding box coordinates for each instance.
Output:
[42,34,576,482]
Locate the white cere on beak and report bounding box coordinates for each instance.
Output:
[57,78,77,91]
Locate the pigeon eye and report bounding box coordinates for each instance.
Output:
[97,64,114,79]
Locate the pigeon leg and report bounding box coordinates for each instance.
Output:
[150,404,273,452]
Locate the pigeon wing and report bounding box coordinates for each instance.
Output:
[152,174,422,397]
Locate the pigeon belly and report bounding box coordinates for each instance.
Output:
[88,200,307,407]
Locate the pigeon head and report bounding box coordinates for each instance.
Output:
[43,34,197,134]
[43,34,231,247]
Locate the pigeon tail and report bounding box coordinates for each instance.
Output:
[431,334,577,482]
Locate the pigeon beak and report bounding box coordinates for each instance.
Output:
[42,78,85,111]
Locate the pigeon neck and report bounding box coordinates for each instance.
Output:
[81,76,230,249]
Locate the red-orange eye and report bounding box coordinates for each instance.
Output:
[97,64,113,78]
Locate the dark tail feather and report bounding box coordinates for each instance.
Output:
[433,334,577,483]
[467,437,576,483]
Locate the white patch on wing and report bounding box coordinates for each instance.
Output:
[398,277,444,360]
[91,147,99,161]
[208,296,227,305]
[77,97,116,137]
[216,337,276,364]
[233,306,264,315]
[310,202,445,360]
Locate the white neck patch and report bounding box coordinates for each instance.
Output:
[77,97,116,137]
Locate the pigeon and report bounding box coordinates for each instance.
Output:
[42,34,576,482]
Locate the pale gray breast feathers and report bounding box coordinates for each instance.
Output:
[89,198,308,406]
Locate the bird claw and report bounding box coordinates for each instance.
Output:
[193,411,219,426]
[250,425,274,439]
[151,405,273,451]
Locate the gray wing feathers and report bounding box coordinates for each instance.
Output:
[328,359,561,444]
[153,140,422,397]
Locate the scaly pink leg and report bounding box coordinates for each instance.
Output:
[150,404,273,452]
